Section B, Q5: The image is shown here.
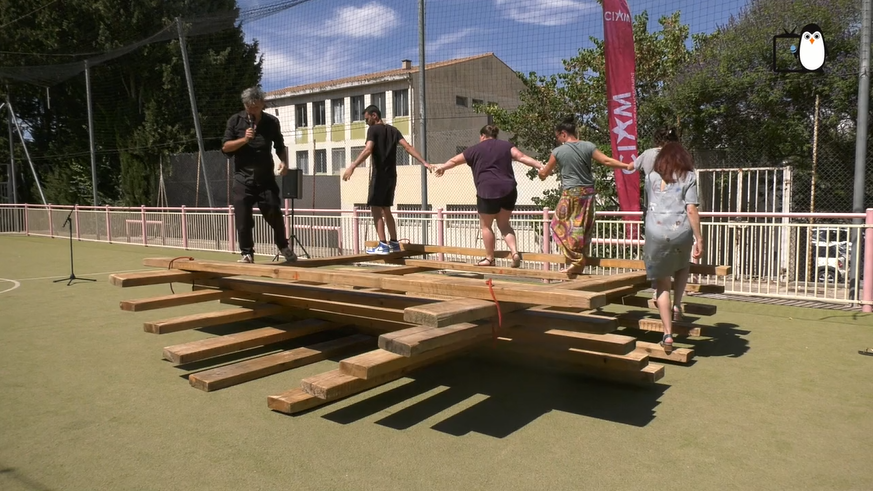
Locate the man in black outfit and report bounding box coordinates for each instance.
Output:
[222,86,297,263]
[342,105,430,255]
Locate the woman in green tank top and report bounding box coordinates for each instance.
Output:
[539,116,634,275]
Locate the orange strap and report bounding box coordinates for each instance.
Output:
[167,256,194,294]
[485,279,503,340]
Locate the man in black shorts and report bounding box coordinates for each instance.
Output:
[221,86,297,263]
[342,105,431,255]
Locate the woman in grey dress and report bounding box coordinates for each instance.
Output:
[643,141,704,352]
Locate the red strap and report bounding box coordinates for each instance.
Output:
[485,279,503,340]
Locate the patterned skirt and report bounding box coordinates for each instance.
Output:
[550,186,597,268]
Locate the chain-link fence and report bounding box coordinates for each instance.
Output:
[0,0,869,219]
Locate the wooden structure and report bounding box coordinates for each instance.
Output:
[110,244,730,415]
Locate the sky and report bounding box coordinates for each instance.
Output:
[235,0,752,92]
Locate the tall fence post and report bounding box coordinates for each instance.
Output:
[863,209,873,313]
[228,205,235,253]
[105,205,111,243]
[23,203,28,235]
[48,204,53,238]
[141,205,147,246]
[74,205,80,240]
[181,205,188,250]
[437,208,445,262]
[352,208,360,255]
[542,207,551,273]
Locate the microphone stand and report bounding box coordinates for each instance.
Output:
[54,208,96,286]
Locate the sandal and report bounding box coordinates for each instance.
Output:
[673,305,684,322]
[511,252,523,268]
[860,348,873,357]
[477,257,495,266]
[660,333,674,353]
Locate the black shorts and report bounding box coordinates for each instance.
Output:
[367,174,397,207]
[477,188,518,215]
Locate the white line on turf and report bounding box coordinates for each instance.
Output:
[0,278,22,295]
[14,268,154,282]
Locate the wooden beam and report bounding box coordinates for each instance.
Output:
[618,295,717,316]
[109,269,219,287]
[143,304,288,334]
[493,336,651,372]
[162,318,343,365]
[120,289,230,312]
[398,258,578,281]
[140,258,608,309]
[365,242,730,276]
[614,313,703,337]
[503,327,636,355]
[339,336,485,380]
[377,322,495,357]
[682,283,725,294]
[634,341,695,363]
[267,388,324,414]
[499,309,619,334]
[301,341,469,400]
[219,290,409,324]
[189,334,373,391]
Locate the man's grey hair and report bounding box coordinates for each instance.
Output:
[241,86,266,106]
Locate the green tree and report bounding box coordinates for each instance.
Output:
[482,10,699,213]
[0,0,262,206]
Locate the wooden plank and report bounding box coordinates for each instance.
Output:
[493,336,650,372]
[120,289,230,312]
[302,341,471,400]
[198,277,438,311]
[143,304,288,334]
[189,334,373,391]
[219,297,415,335]
[501,309,618,334]
[634,341,695,363]
[109,269,218,287]
[619,295,717,316]
[378,322,495,357]
[366,242,730,276]
[267,388,324,414]
[503,327,636,355]
[614,313,703,337]
[140,258,607,309]
[682,283,725,294]
[219,290,409,324]
[398,258,578,281]
[162,318,343,365]
[340,336,485,380]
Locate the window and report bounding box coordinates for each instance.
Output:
[295,104,308,127]
[351,96,365,121]
[331,98,345,124]
[313,101,326,126]
[331,148,346,174]
[314,149,327,174]
[456,96,468,107]
[397,204,432,226]
[393,89,409,117]
[296,151,309,174]
[351,145,367,167]
[370,92,385,116]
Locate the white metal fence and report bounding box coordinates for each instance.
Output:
[0,203,869,308]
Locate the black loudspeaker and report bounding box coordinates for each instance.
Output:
[280,168,304,199]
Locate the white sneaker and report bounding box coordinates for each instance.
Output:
[238,253,254,263]
[279,246,297,262]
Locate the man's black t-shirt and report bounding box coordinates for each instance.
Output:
[366,123,403,177]
[222,110,285,179]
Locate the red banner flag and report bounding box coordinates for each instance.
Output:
[602,0,640,235]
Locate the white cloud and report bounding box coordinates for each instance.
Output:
[429,28,477,52]
[319,2,399,38]
[258,41,364,90]
[494,0,598,27]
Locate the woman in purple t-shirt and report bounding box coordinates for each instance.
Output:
[434,125,544,267]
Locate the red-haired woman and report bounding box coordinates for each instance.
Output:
[643,141,704,352]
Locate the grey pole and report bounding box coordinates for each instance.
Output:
[6,99,47,206]
[85,61,99,208]
[5,102,14,205]
[850,0,871,291]
[418,0,429,243]
[176,17,215,209]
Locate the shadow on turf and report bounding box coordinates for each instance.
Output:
[318,351,668,438]
[0,466,56,491]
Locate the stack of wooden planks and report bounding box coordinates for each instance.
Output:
[109,244,730,416]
